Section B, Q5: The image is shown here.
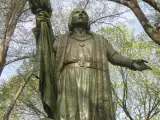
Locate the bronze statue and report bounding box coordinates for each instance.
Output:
[29,1,151,119]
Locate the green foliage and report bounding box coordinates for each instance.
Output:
[99,24,160,120]
[0,76,20,118]
[0,60,45,119]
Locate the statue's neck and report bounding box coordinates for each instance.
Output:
[73,27,87,36]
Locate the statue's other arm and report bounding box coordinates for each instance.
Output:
[106,42,133,69]
[106,42,151,71]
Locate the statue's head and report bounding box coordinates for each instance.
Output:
[68,8,90,32]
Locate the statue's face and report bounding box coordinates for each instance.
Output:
[71,8,89,27]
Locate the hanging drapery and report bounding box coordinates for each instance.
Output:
[28,0,57,118]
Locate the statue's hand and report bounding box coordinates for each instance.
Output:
[131,59,152,71]
[36,10,48,22]
[36,9,50,22]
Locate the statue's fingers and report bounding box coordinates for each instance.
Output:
[140,59,148,63]
[147,66,152,70]
[144,65,152,70]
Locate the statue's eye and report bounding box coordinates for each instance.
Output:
[75,11,80,14]
[82,11,86,14]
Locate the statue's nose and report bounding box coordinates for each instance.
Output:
[79,12,83,17]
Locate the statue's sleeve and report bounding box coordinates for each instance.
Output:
[106,41,134,69]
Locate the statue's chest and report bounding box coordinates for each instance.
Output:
[68,36,95,48]
[64,37,96,62]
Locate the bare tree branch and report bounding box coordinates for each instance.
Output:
[23,100,47,118]
[142,0,160,13]
[90,10,130,24]
[108,0,160,45]
[84,0,89,10]
[4,55,32,66]
[120,67,134,120]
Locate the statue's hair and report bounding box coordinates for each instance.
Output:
[68,8,90,32]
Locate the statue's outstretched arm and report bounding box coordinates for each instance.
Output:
[106,42,151,71]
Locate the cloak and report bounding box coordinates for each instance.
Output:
[54,32,116,120]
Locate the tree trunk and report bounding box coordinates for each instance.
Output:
[0,0,27,76]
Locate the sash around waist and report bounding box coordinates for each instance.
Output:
[63,61,108,71]
[64,61,97,69]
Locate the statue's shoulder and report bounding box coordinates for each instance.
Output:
[56,32,70,40]
[89,32,99,37]
[89,32,108,42]
[54,32,70,48]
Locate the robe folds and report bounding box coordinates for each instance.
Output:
[53,32,116,120]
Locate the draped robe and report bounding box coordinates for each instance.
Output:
[53,32,126,120]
